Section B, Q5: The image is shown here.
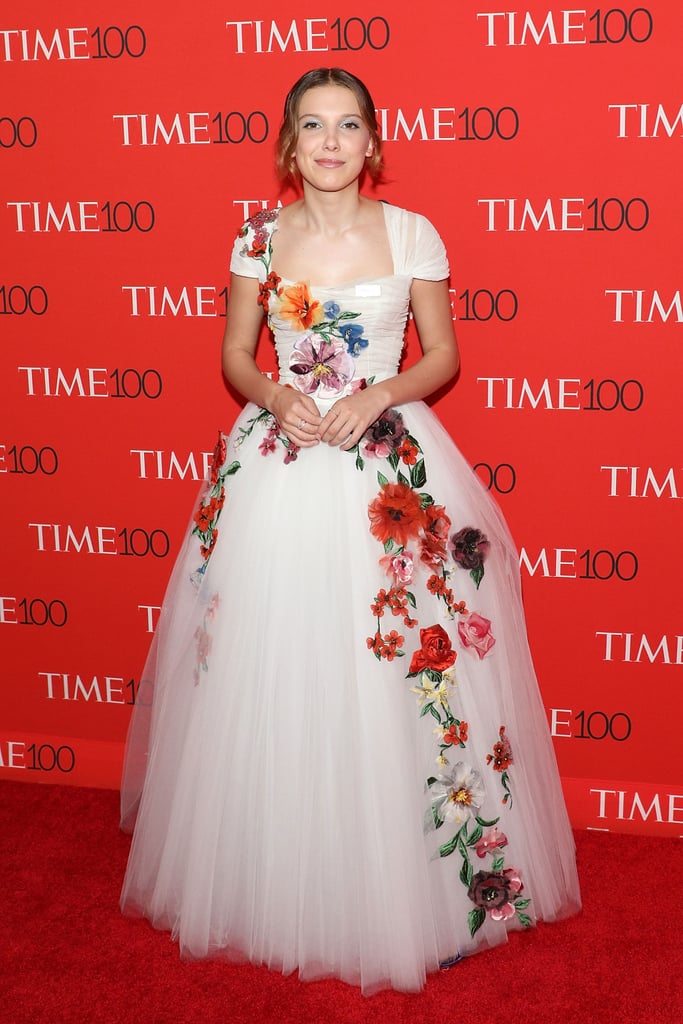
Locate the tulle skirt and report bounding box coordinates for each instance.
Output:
[120,398,580,994]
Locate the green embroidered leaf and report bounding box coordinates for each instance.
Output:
[470,565,485,589]
[424,668,443,683]
[419,701,435,719]
[377,470,389,487]
[517,912,533,928]
[459,856,473,887]
[407,433,422,452]
[355,454,364,471]
[428,703,441,723]
[468,907,486,938]
[397,469,409,487]
[387,451,399,472]
[419,492,434,508]
[432,806,444,830]
[426,776,438,787]
[514,898,531,910]
[466,824,483,847]
[438,835,458,858]
[337,310,361,321]
[407,590,417,608]
[491,856,505,871]
[410,459,427,488]
[225,461,241,475]
[475,815,500,828]
[383,538,394,554]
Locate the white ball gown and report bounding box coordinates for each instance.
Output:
[120,202,581,994]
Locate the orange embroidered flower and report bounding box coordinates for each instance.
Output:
[278,282,324,330]
[368,482,425,548]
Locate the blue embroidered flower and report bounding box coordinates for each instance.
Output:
[323,301,341,320]
[341,322,368,357]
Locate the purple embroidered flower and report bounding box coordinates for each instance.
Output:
[360,408,408,458]
[340,321,368,356]
[289,335,355,397]
[467,867,523,922]
[450,526,490,589]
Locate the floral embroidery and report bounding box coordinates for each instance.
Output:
[430,762,485,826]
[487,726,514,807]
[474,826,508,859]
[356,410,529,935]
[458,612,496,659]
[240,211,369,399]
[450,526,490,590]
[360,408,408,459]
[408,624,457,674]
[278,282,324,330]
[191,433,240,583]
[467,867,531,933]
[289,335,355,397]
[192,592,220,686]
[368,479,426,548]
[234,408,300,464]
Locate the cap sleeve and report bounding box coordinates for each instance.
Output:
[411,214,449,281]
[229,221,264,281]
[384,205,449,281]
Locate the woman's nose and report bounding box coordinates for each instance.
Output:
[322,129,340,150]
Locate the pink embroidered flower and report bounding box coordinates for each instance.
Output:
[288,335,355,398]
[474,827,508,859]
[206,593,221,621]
[457,612,495,659]
[258,433,277,456]
[379,550,414,585]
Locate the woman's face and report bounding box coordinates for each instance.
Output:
[294,85,373,193]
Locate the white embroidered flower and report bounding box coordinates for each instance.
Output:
[430,762,486,826]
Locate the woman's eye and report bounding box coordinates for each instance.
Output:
[302,120,321,129]
[342,121,360,129]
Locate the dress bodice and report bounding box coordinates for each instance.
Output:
[229,203,449,404]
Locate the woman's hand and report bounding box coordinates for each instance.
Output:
[270,386,323,448]
[317,386,389,450]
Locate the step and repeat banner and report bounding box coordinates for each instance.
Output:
[2,2,681,837]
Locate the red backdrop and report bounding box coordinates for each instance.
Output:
[2,1,682,837]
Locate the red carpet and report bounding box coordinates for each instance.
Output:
[2,780,680,1024]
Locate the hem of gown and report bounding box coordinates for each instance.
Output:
[120,894,582,996]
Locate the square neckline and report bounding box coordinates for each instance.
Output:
[269,202,399,290]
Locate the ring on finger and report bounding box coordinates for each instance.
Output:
[298,418,306,430]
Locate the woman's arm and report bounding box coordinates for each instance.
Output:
[318,278,459,447]
[221,274,322,447]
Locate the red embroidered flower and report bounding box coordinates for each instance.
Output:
[210,434,227,484]
[487,726,513,772]
[368,482,425,548]
[408,624,457,674]
[257,272,281,310]
[443,721,468,746]
[419,504,451,567]
[397,439,419,465]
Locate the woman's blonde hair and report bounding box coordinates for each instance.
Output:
[275,67,384,183]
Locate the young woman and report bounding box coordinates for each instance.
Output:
[120,67,580,995]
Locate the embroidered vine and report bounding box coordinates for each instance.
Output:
[191,434,240,584]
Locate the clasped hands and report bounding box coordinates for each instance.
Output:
[270,386,387,452]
